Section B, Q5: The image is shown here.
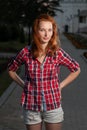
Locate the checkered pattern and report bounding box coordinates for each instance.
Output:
[8,46,80,111]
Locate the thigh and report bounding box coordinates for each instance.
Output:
[43,107,64,123]
[23,109,42,125]
[26,123,42,130]
[45,122,62,130]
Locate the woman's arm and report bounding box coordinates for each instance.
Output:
[8,70,25,88]
[60,68,81,91]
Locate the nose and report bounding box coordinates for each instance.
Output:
[45,31,48,36]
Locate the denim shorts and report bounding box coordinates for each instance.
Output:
[23,106,64,125]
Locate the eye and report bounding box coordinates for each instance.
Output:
[48,28,53,32]
[39,28,44,32]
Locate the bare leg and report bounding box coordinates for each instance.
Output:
[45,122,62,130]
[26,123,42,130]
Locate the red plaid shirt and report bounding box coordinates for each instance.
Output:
[8,46,80,111]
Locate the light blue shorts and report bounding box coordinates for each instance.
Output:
[23,106,64,125]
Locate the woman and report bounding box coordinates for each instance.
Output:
[8,14,80,130]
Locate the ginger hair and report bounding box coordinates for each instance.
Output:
[31,14,60,58]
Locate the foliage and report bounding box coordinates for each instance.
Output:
[0,59,8,73]
[23,0,62,26]
[0,41,27,52]
[0,0,23,24]
[0,24,26,42]
[0,0,62,43]
[0,58,12,96]
[0,24,10,41]
[19,27,25,43]
[0,0,61,25]
[0,69,13,96]
[0,58,21,96]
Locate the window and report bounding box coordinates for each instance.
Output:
[79,16,86,23]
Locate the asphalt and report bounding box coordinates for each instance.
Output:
[0,34,87,130]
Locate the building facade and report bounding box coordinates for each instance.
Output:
[55,0,87,33]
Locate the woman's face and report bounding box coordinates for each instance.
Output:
[38,21,53,45]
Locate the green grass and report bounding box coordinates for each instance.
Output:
[0,40,26,96]
[0,68,21,96]
[0,69,13,96]
[0,58,8,63]
[0,58,12,96]
[0,58,9,73]
[0,40,28,52]
[0,58,21,96]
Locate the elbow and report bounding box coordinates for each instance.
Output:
[78,67,81,74]
[76,67,81,76]
[8,70,12,76]
[8,70,15,78]
[8,71,12,78]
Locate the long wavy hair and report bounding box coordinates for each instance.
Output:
[31,14,60,58]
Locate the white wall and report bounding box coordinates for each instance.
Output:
[55,2,87,33]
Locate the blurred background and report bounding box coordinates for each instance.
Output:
[0,0,87,130]
[0,0,87,96]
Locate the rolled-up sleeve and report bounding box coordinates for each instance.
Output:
[58,48,80,72]
[8,48,24,72]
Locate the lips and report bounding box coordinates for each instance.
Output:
[43,37,49,40]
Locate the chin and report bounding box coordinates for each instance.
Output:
[42,41,49,44]
[42,40,50,43]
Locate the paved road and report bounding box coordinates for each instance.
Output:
[0,34,87,130]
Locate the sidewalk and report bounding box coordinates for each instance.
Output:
[60,34,87,130]
[0,34,87,130]
[0,67,26,130]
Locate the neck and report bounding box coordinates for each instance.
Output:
[41,42,48,51]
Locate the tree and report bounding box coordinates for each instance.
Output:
[0,0,62,43]
[23,0,62,43]
[0,0,23,24]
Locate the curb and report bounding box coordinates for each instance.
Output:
[0,81,17,107]
[0,65,24,107]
